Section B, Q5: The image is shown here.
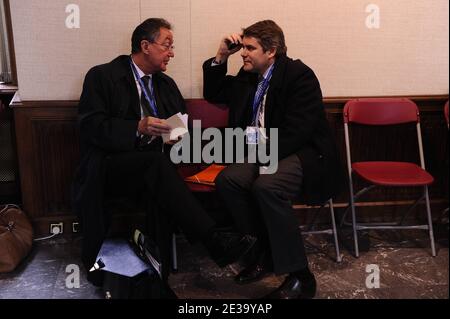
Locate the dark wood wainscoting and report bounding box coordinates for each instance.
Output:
[11,100,80,235]
[10,95,449,236]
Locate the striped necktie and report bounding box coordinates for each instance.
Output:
[140,75,155,117]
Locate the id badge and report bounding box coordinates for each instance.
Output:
[246,126,258,144]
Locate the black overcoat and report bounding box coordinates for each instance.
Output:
[72,55,186,269]
[203,55,345,205]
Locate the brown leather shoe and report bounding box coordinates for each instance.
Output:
[262,274,317,299]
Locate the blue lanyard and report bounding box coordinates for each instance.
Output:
[251,64,274,125]
[129,58,159,117]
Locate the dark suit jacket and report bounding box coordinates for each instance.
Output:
[72,55,186,269]
[203,55,345,205]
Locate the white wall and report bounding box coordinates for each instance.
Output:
[9,0,449,100]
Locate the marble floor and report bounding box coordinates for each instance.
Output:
[0,225,448,300]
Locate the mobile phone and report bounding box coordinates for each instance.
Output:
[225,39,242,50]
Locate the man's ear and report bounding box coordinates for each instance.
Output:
[141,40,150,53]
[267,47,277,59]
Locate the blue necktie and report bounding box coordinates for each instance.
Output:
[140,76,155,117]
[252,77,266,125]
[139,76,156,147]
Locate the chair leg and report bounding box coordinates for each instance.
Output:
[172,233,178,271]
[348,182,360,258]
[424,186,437,257]
[340,185,376,227]
[328,199,342,262]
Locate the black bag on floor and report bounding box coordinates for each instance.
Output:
[102,267,176,299]
[91,230,177,299]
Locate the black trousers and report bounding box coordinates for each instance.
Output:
[104,146,215,279]
[215,153,308,274]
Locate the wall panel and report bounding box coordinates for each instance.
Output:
[9,1,449,97]
[10,0,140,100]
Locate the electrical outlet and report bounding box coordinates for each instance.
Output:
[50,222,63,235]
[72,222,80,233]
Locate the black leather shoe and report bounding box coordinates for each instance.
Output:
[206,232,257,268]
[235,262,271,285]
[262,274,317,299]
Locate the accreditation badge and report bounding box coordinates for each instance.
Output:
[246,126,258,144]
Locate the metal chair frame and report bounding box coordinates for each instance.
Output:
[300,199,342,262]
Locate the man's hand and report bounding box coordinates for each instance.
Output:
[214,33,243,64]
[138,116,171,136]
[164,136,183,145]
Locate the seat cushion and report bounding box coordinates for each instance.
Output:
[352,161,434,186]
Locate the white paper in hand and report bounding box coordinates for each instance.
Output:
[162,112,188,143]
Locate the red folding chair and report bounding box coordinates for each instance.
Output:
[342,98,436,257]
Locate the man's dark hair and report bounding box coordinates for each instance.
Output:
[243,20,287,57]
[131,18,172,54]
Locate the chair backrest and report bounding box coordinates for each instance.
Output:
[185,99,229,128]
[343,97,426,170]
[445,100,449,127]
[344,98,419,125]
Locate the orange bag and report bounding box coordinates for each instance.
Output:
[0,205,33,272]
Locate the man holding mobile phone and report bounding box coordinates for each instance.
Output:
[203,20,345,299]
